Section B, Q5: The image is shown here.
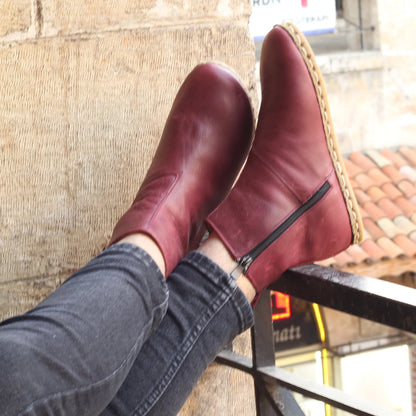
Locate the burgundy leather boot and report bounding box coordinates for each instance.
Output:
[206,23,363,298]
[110,63,254,276]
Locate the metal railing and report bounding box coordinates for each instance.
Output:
[216,265,416,416]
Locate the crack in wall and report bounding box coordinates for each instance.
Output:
[33,0,43,37]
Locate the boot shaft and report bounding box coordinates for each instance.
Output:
[110,63,255,275]
[207,24,363,295]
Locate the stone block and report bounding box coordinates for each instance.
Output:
[0,0,32,38]
[0,277,64,321]
[323,67,385,154]
[42,0,252,36]
[377,0,416,52]
[377,0,416,24]
[179,331,255,415]
[0,23,256,302]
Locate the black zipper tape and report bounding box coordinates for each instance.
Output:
[236,181,330,273]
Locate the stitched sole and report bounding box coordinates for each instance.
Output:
[279,22,364,244]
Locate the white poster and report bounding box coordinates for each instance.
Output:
[249,0,336,39]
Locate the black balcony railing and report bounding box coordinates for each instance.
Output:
[216,265,416,416]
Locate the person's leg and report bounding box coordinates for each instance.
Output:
[104,23,364,416]
[103,234,254,416]
[0,239,168,416]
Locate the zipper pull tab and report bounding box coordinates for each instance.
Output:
[230,263,244,280]
[230,255,253,280]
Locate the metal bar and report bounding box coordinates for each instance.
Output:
[215,349,253,374]
[271,264,416,333]
[216,351,305,416]
[340,18,374,32]
[216,350,402,416]
[217,265,415,415]
[252,291,276,368]
[254,377,285,416]
[252,291,282,415]
[358,0,364,49]
[258,365,402,416]
[262,380,305,416]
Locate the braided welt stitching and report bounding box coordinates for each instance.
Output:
[283,23,361,244]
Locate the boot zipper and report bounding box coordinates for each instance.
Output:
[232,181,330,277]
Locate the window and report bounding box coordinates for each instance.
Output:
[252,0,378,59]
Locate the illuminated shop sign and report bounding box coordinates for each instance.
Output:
[271,292,322,352]
[250,0,337,39]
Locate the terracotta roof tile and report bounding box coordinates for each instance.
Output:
[354,173,373,191]
[367,186,387,202]
[393,215,416,234]
[367,168,390,186]
[393,234,416,257]
[330,148,416,270]
[349,151,377,170]
[400,165,416,182]
[409,230,416,242]
[359,205,369,219]
[345,244,370,264]
[360,239,388,261]
[332,251,354,267]
[376,237,404,258]
[361,228,372,241]
[363,201,385,221]
[354,188,372,205]
[366,149,392,168]
[381,182,403,200]
[397,180,416,198]
[376,218,401,239]
[318,257,336,267]
[381,164,407,184]
[377,198,402,219]
[395,196,416,217]
[399,145,416,166]
[363,218,385,240]
[348,177,359,190]
[343,158,362,178]
[380,148,408,168]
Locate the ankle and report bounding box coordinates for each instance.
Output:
[117,233,166,276]
[198,233,256,303]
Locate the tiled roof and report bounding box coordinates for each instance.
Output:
[319,146,416,272]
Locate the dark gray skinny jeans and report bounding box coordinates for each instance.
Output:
[0,243,254,415]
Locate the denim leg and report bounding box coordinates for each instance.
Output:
[103,251,254,416]
[0,243,168,416]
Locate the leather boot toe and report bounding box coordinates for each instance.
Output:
[110,63,255,276]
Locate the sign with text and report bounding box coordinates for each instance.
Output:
[250,0,336,39]
[271,293,322,353]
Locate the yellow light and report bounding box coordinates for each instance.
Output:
[312,303,326,343]
[325,403,332,416]
[322,348,330,385]
[312,303,331,416]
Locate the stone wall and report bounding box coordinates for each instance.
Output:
[0,1,257,318]
[317,0,416,155]
[0,3,257,414]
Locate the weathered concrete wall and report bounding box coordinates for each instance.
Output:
[0,3,257,413]
[180,331,256,415]
[0,0,257,318]
[317,0,416,156]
